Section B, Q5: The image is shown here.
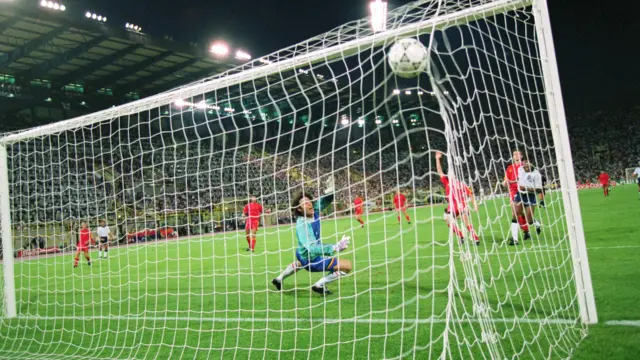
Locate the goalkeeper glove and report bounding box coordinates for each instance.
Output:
[333,235,350,253]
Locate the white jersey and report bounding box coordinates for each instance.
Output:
[97,226,110,238]
[634,167,640,178]
[518,167,542,191]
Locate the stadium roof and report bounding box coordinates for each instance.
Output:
[0,2,242,126]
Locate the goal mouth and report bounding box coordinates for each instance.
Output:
[0,0,595,359]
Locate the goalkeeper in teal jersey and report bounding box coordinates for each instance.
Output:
[272,189,352,296]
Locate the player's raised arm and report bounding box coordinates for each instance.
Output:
[435,151,445,177]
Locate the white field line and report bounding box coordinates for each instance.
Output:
[11,315,640,328]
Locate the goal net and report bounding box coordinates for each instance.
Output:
[0,0,596,358]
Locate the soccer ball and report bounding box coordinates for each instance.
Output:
[387,38,428,78]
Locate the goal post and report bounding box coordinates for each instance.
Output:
[0,0,597,358]
[0,145,16,319]
[532,0,597,324]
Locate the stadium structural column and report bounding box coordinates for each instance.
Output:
[533,0,598,324]
[0,145,16,319]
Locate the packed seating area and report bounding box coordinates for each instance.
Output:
[5,108,639,229]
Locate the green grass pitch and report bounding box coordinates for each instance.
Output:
[0,185,639,359]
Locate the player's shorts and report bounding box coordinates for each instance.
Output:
[355,208,364,216]
[77,244,89,251]
[245,219,259,231]
[514,192,537,207]
[296,251,337,273]
[99,236,108,244]
[637,178,640,185]
[509,190,518,203]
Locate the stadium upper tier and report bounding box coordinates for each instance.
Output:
[0,2,241,126]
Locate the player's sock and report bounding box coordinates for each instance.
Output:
[397,215,401,223]
[466,225,479,241]
[314,271,347,288]
[98,250,102,258]
[517,215,529,232]
[276,263,299,282]
[447,222,464,239]
[246,235,251,248]
[510,220,519,244]
[104,249,108,259]
[250,237,256,251]
[358,219,364,225]
[73,257,79,267]
[405,214,411,223]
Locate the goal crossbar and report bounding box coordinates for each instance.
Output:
[0,0,530,144]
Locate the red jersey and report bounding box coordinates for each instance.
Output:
[353,197,364,210]
[441,175,472,211]
[598,173,610,184]
[393,194,406,209]
[243,203,263,220]
[78,228,91,247]
[505,163,522,195]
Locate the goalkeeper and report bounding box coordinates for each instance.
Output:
[272,179,351,296]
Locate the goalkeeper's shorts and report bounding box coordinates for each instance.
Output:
[296,251,337,272]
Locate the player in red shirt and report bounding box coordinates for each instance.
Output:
[502,150,531,240]
[353,195,365,228]
[243,196,263,252]
[598,171,610,197]
[393,191,411,225]
[436,152,479,244]
[73,222,95,268]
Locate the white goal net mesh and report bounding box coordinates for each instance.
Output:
[0,0,592,358]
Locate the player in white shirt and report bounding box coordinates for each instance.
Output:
[97,219,113,259]
[633,162,640,199]
[510,160,543,245]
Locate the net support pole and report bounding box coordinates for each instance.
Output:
[0,145,16,319]
[532,0,597,324]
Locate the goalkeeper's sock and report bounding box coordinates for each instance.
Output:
[314,271,347,288]
[276,263,299,282]
[466,225,479,241]
[517,215,529,232]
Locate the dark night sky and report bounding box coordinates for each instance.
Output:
[70,0,638,116]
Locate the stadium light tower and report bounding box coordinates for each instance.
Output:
[85,11,108,22]
[369,0,388,32]
[126,23,143,32]
[210,42,230,57]
[40,1,66,12]
[235,50,251,61]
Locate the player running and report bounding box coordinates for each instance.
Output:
[271,191,351,296]
[243,196,263,252]
[97,219,113,259]
[598,171,610,197]
[393,191,411,225]
[633,161,640,199]
[435,152,480,245]
[353,194,365,228]
[510,160,544,245]
[73,222,95,268]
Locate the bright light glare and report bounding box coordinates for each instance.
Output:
[60,4,65,11]
[91,13,97,19]
[235,50,251,61]
[340,115,350,126]
[405,90,412,95]
[370,0,388,32]
[375,119,382,125]
[357,119,365,125]
[393,89,400,95]
[47,1,53,8]
[53,3,59,9]
[125,23,130,28]
[196,101,207,109]
[40,0,47,6]
[174,99,185,107]
[210,42,230,56]
[85,11,91,18]
[97,15,102,21]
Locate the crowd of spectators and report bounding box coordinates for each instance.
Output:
[6,107,639,230]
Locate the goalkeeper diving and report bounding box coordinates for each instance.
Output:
[272,178,352,296]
